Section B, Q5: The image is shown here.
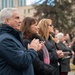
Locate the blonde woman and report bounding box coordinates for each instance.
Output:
[38,19,64,75]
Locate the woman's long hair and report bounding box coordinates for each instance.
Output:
[38,19,52,41]
[20,17,37,39]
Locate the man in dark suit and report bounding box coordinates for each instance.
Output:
[0,8,43,75]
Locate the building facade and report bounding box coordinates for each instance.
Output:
[18,5,36,20]
[0,0,36,20]
[0,0,26,9]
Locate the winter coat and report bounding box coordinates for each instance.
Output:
[45,38,60,75]
[56,41,72,72]
[0,24,38,75]
[71,41,75,52]
[23,34,56,75]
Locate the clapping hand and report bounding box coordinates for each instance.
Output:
[28,39,45,51]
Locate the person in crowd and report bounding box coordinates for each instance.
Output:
[64,33,74,56]
[71,37,75,65]
[55,32,73,75]
[0,8,44,75]
[69,31,74,41]
[64,33,71,47]
[38,18,64,75]
[71,37,75,52]
[54,28,59,35]
[20,17,56,75]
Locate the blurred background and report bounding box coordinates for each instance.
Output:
[0,0,75,74]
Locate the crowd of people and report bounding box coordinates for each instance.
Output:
[0,7,75,75]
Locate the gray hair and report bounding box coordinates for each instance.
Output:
[55,32,64,40]
[0,8,18,24]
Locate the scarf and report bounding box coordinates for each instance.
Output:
[42,45,50,64]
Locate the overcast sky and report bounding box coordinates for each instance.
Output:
[26,0,36,5]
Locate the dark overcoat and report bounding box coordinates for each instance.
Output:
[45,38,60,75]
[0,24,38,75]
[23,34,57,75]
[57,41,71,72]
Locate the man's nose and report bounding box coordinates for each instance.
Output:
[19,19,22,23]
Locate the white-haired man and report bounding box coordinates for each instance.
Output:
[55,32,72,75]
[0,8,43,75]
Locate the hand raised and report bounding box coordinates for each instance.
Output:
[56,50,64,58]
[28,39,44,51]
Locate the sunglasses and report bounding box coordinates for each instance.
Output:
[48,24,53,27]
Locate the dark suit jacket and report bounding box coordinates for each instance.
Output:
[56,41,72,72]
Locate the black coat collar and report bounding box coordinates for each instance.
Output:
[0,24,22,43]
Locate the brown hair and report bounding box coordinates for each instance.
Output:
[38,19,52,40]
[20,17,37,39]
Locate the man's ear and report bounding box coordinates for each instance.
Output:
[4,18,10,24]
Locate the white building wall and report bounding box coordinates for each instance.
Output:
[0,0,35,20]
[0,0,2,9]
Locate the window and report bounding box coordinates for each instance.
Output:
[24,9,26,14]
[5,0,7,7]
[1,0,14,8]
[24,0,26,5]
[18,0,26,6]
[22,0,26,6]
[11,0,14,7]
[2,0,5,8]
[18,0,22,6]
[0,0,2,9]
[28,9,30,13]
[9,0,14,7]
